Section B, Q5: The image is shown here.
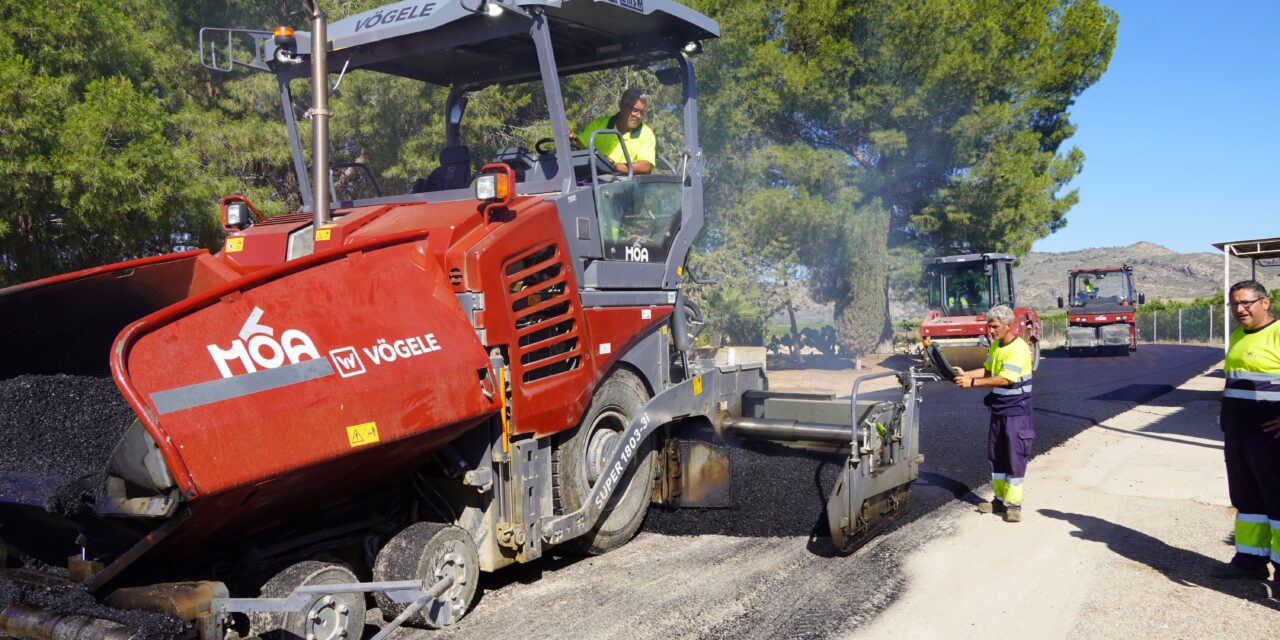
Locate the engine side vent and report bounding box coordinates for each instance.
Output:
[504,244,581,383]
[257,212,315,227]
[449,267,463,288]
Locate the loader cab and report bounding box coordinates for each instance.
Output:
[201,0,716,292]
[922,253,1016,317]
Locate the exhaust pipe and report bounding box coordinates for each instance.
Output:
[306,0,331,227]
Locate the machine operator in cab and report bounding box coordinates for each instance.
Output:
[572,88,656,175]
[951,305,1035,523]
[1214,280,1280,589]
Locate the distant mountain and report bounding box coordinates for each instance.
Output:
[1016,241,1273,311]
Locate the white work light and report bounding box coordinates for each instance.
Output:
[485,1,504,17]
[225,202,249,228]
[475,175,496,200]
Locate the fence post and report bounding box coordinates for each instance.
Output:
[1154,311,1158,343]
[1179,308,1183,344]
[1209,305,1213,342]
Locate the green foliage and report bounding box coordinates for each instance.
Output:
[689,0,1117,352]
[0,0,1118,344]
[0,1,227,283]
[700,286,763,346]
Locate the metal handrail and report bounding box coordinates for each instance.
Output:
[588,129,634,184]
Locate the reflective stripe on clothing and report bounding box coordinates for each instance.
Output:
[1223,371,1280,399]
[1224,388,1280,401]
[1235,515,1272,553]
[992,476,1008,501]
[992,385,1033,396]
[1273,522,1280,562]
[1227,371,1280,382]
[1003,477,1025,506]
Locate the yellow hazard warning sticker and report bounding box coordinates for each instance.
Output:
[225,237,244,253]
[346,422,379,447]
[692,376,703,395]
[315,228,332,242]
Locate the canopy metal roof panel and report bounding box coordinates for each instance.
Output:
[287,0,718,86]
[922,253,1017,266]
[1213,237,1280,266]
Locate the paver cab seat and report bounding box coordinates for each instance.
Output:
[413,145,471,192]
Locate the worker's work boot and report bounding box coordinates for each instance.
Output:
[977,499,1006,514]
[1003,506,1022,523]
[1210,561,1269,580]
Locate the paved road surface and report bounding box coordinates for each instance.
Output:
[396,345,1222,640]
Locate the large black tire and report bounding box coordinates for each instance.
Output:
[250,561,365,640]
[553,369,656,554]
[372,522,479,629]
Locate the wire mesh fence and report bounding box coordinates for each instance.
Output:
[1039,304,1228,348]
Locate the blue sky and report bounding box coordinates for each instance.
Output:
[1031,0,1280,255]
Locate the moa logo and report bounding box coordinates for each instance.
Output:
[206,307,321,378]
[624,239,649,262]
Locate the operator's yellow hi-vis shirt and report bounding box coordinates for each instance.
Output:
[577,114,656,167]
[983,336,1034,416]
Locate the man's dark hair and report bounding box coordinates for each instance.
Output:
[1229,280,1267,299]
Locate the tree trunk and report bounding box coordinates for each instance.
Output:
[784,275,803,365]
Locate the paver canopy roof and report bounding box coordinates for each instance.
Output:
[284,0,718,85]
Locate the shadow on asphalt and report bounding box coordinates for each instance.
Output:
[915,471,984,505]
[1035,384,1224,447]
[1038,510,1280,610]
[1090,383,1175,403]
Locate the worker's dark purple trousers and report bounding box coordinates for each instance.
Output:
[988,413,1035,478]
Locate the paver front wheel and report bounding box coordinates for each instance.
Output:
[553,369,656,554]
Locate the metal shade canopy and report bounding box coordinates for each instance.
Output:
[922,253,1017,266]
[281,0,719,85]
[1212,236,1280,352]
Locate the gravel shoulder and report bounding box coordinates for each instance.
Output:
[856,363,1280,640]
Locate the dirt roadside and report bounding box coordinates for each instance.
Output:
[855,364,1280,639]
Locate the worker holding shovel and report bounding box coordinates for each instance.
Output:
[952,305,1035,523]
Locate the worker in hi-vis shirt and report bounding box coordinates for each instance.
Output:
[1213,279,1280,589]
[952,304,1035,523]
[572,87,656,175]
